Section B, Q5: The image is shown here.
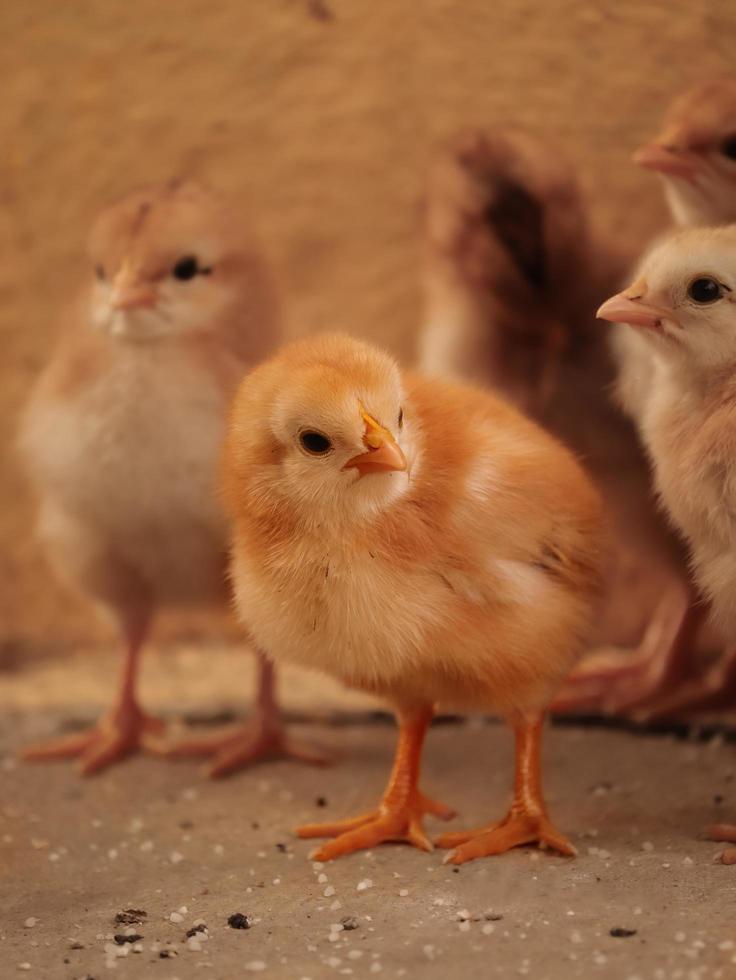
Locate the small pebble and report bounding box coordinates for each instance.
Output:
[169,851,185,864]
[324,885,336,898]
[245,961,266,972]
[17,965,31,972]
[228,912,252,930]
[356,879,374,891]
[23,918,37,929]
[169,912,184,924]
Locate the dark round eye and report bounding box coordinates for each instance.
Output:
[95,264,105,281]
[721,135,736,160]
[687,276,723,304]
[172,256,201,281]
[397,407,404,429]
[299,430,333,456]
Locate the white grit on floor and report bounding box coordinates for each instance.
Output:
[1,650,736,979]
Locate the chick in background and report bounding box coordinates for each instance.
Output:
[19,180,326,775]
[223,333,603,864]
[419,128,688,717]
[567,78,736,715]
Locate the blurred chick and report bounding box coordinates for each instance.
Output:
[19,180,325,775]
[223,333,603,863]
[597,225,736,858]
[419,128,689,715]
[634,76,736,228]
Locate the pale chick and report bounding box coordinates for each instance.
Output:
[598,225,736,862]
[576,77,736,716]
[419,128,689,717]
[19,180,326,776]
[222,333,604,864]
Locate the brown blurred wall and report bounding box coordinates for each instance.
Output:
[1,0,732,652]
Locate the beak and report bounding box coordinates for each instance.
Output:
[344,410,407,477]
[632,141,700,182]
[597,286,675,332]
[109,262,157,311]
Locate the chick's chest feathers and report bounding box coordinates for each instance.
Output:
[640,362,736,561]
[227,371,603,714]
[21,327,238,597]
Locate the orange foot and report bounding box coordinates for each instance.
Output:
[706,823,736,865]
[297,790,456,862]
[21,707,165,776]
[158,722,333,778]
[436,807,576,865]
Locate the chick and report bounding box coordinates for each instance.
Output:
[419,128,688,716]
[575,78,736,716]
[223,333,603,863]
[634,76,736,228]
[597,225,736,858]
[19,180,324,775]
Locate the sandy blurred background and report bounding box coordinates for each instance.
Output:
[2,0,733,659]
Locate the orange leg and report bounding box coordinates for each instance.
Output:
[552,587,706,718]
[296,705,456,861]
[436,715,575,864]
[22,610,163,776]
[156,652,332,777]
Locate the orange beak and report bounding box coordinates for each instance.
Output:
[597,284,675,332]
[344,409,407,477]
[632,141,699,182]
[109,261,157,311]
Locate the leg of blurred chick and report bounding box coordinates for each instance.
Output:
[297,706,455,861]
[706,825,736,865]
[436,715,574,864]
[634,644,736,721]
[157,651,331,777]
[22,607,163,775]
[552,585,705,717]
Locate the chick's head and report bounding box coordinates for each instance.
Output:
[88,179,256,342]
[597,226,736,371]
[227,334,411,525]
[635,77,736,226]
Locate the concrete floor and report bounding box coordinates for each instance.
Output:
[2,701,736,980]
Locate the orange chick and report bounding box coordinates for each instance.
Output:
[19,180,325,775]
[419,128,690,717]
[222,333,604,863]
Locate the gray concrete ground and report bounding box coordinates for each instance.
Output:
[2,651,736,980]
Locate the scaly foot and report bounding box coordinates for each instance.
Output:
[437,807,576,864]
[297,790,456,862]
[21,706,164,776]
[157,721,333,778]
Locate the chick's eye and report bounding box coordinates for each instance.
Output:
[299,430,333,456]
[397,407,404,429]
[172,255,211,281]
[721,135,736,160]
[687,276,723,304]
[95,264,105,281]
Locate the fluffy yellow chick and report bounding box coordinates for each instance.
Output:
[597,225,736,859]
[19,180,324,775]
[223,333,603,863]
[419,128,689,718]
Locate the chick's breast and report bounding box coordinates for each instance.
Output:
[228,374,603,718]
